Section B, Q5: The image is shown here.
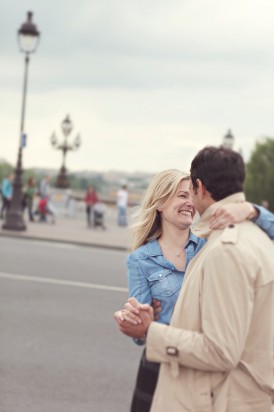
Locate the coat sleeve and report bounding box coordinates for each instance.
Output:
[146,244,256,372]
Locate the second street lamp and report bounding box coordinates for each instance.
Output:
[2,11,40,231]
[222,129,235,150]
[51,115,81,189]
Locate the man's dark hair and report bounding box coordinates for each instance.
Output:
[190,146,245,201]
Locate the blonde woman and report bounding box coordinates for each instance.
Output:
[114,169,274,412]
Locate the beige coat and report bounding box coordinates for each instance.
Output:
[146,193,274,412]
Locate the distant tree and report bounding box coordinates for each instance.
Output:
[68,173,108,192]
[0,162,13,183]
[245,138,274,211]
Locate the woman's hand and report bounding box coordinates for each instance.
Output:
[113,296,151,326]
[209,202,258,230]
[113,297,153,338]
[113,306,141,326]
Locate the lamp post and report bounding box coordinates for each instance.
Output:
[222,129,235,150]
[51,115,81,189]
[2,11,40,231]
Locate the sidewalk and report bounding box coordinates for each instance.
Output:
[0,213,131,251]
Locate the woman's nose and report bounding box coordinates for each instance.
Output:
[185,199,194,208]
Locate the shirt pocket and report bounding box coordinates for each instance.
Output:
[147,269,181,297]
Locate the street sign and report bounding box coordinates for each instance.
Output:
[21,133,27,147]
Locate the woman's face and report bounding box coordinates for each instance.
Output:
[159,179,196,230]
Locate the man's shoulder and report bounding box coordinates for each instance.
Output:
[207,221,274,285]
[223,220,268,243]
[220,221,272,246]
[219,223,240,245]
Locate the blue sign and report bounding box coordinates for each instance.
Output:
[21,133,27,148]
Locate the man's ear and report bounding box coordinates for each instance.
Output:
[196,179,207,198]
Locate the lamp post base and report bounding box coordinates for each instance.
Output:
[2,147,26,231]
[2,210,26,231]
[55,166,69,189]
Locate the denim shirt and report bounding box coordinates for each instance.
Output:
[254,205,274,239]
[127,233,206,326]
[127,204,274,332]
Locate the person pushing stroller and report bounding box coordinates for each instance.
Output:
[37,176,56,223]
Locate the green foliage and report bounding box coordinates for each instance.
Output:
[245,138,274,211]
[0,162,13,183]
[68,174,107,191]
[0,162,41,189]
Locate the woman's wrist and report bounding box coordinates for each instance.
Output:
[247,202,259,220]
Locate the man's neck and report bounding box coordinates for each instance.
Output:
[198,197,215,216]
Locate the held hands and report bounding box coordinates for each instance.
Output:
[113,297,155,339]
[209,202,258,230]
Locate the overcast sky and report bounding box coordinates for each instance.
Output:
[1,0,274,174]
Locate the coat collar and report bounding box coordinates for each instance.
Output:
[191,192,246,239]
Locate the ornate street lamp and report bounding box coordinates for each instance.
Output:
[222,129,235,150]
[3,11,40,231]
[51,115,81,189]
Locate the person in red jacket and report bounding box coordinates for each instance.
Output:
[85,186,98,227]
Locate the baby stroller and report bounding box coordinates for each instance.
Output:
[37,197,56,223]
[93,203,106,230]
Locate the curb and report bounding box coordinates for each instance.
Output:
[0,232,128,252]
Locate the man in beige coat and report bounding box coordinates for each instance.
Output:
[128,146,274,411]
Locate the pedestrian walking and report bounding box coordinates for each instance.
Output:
[116,148,274,412]
[113,167,274,412]
[85,186,99,227]
[23,177,37,222]
[117,183,128,226]
[0,173,13,219]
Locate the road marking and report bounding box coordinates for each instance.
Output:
[0,272,128,293]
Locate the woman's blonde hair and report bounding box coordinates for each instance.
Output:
[130,169,190,251]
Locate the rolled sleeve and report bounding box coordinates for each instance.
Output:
[127,255,152,304]
[127,254,152,346]
[254,205,274,239]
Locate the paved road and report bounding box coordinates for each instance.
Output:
[0,237,142,412]
[2,237,273,412]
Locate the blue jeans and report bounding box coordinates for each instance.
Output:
[118,206,127,226]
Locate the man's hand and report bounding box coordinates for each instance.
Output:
[119,306,153,339]
[152,298,161,321]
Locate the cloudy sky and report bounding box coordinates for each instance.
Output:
[1,0,274,174]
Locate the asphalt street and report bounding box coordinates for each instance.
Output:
[0,237,142,412]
